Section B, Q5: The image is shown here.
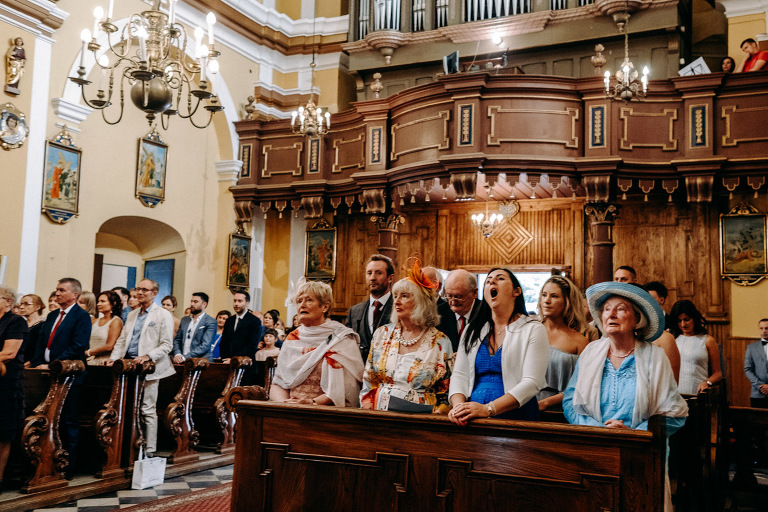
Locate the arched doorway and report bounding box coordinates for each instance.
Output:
[94,216,186,305]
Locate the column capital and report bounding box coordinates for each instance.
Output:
[584,202,621,223]
[216,160,243,183]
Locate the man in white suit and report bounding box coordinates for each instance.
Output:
[107,278,175,456]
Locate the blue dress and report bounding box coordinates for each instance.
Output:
[469,339,540,421]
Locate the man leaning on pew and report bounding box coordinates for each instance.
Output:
[744,318,768,408]
[107,278,175,458]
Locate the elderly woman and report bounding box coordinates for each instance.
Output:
[271,281,363,407]
[448,268,549,425]
[536,276,588,411]
[563,282,687,512]
[669,300,722,395]
[0,285,28,488]
[360,266,453,412]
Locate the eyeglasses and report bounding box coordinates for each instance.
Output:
[135,287,153,293]
[445,294,469,303]
[19,301,34,306]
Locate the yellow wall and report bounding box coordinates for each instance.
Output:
[275,0,302,20]
[728,13,767,59]
[730,280,768,337]
[260,214,291,319]
[272,69,298,90]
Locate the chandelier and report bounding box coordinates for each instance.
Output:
[69,0,223,129]
[603,12,649,101]
[291,59,330,136]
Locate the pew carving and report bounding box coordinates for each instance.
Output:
[231,402,666,512]
[21,360,85,493]
[94,359,156,478]
[164,357,209,464]
[214,356,252,454]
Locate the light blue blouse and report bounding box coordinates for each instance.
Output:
[563,356,686,435]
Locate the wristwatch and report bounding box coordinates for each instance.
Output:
[706,380,713,387]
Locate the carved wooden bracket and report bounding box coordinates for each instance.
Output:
[164,358,209,464]
[95,359,155,478]
[451,172,477,200]
[362,188,387,214]
[234,200,253,233]
[22,360,85,493]
[226,385,269,412]
[215,356,253,455]
[371,214,406,232]
[583,175,611,203]
[685,175,714,203]
[301,196,325,219]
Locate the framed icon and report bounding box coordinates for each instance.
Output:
[227,233,251,289]
[720,203,767,286]
[305,218,337,280]
[136,129,168,207]
[42,128,81,223]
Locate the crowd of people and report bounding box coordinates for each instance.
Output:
[1,254,766,508]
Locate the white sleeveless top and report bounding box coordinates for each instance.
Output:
[88,316,118,366]
[675,334,709,395]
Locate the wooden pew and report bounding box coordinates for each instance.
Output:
[21,360,85,494]
[230,402,667,512]
[213,356,252,454]
[94,359,156,478]
[730,406,768,489]
[163,358,209,464]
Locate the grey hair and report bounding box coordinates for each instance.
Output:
[58,277,82,296]
[292,281,333,317]
[0,285,18,305]
[389,278,440,328]
[445,269,478,291]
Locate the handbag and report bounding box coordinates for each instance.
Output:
[131,447,166,489]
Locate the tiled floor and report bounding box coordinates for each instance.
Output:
[31,466,233,512]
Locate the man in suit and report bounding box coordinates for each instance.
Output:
[172,292,217,362]
[345,254,395,362]
[107,278,175,457]
[745,318,768,408]
[437,269,481,352]
[613,265,637,283]
[32,277,92,477]
[219,291,262,383]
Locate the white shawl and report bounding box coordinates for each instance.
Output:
[272,319,364,407]
[572,337,688,427]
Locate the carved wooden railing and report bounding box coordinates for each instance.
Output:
[21,360,85,493]
[213,356,252,454]
[164,357,209,464]
[94,359,156,478]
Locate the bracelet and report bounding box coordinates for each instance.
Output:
[706,380,713,387]
[486,402,497,417]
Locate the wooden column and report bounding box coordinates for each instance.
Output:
[372,213,405,268]
[584,202,621,284]
[94,359,155,478]
[21,360,85,493]
[164,358,209,464]
[214,356,252,455]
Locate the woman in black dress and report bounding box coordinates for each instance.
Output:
[0,285,28,491]
[17,293,44,367]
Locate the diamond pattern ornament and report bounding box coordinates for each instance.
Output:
[484,217,533,260]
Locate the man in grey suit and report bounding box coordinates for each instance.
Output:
[172,292,217,362]
[345,254,394,363]
[745,318,768,408]
[437,269,481,352]
[108,278,175,457]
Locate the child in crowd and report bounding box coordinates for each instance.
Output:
[255,328,280,361]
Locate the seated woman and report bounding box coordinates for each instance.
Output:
[360,265,453,412]
[448,268,549,425]
[669,300,722,395]
[536,276,588,411]
[86,291,124,365]
[271,281,363,407]
[563,281,688,512]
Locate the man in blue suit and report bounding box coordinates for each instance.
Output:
[745,318,768,408]
[31,277,92,478]
[172,292,217,362]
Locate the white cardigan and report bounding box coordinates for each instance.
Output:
[448,315,549,406]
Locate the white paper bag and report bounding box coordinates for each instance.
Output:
[131,448,166,489]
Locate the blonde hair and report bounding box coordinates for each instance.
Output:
[292,281,333,318]
[78,290,97,317]
[389,278,439,328]
[538,276,586,332]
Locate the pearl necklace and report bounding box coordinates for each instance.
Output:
[609,347,635,358]
[395,327,427,347]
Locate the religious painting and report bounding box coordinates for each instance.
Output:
[720,204,767,286]
[305,218,337,280]
[0,102,28,150]
[135,130,168,207]
[42,129,81,223]
[227,233,251,289]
